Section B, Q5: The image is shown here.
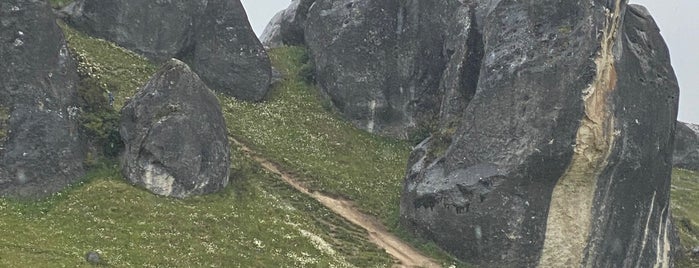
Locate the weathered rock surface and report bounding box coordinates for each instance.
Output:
[0,0,85,198]
[400,1,679,267]
[260,10,284,48]
[260,0,315,48]
[674,121,699,170]
[304,0,476,138]
[63,0,271,101]
[191,0,271,101]
[120,59,230,198]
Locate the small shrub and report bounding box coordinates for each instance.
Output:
[408,120,437,146]
[297,48,316,84]
[79,109,123,157]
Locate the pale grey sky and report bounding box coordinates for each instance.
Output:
[240,0,698,124]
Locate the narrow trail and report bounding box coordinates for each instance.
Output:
[231,138,441,268]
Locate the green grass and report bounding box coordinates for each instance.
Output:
[59,23,158,111]
[0,146,393,267]
[672,168,699,267]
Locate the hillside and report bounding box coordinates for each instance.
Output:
[0,20,456,267]
[0,1,696,267]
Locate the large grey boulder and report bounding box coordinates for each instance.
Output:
[674,121,699,170]
[191,0,271,101]
[0,0,85,198]
[305,0,473,138]
[63,0,271,101]
[120,59,230,198]
[400,1,679,267]
[260,10,284,48]
[62,0,203,63]
[260,0,316,48]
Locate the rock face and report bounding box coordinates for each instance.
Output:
[120,59,230,198]
[0,0,85,198]
[304,0,477,138]
[260,0,315,48]
[191,0,271,101]
[63,0,271,101]
[674,121,699,170]
[399,1,679,267]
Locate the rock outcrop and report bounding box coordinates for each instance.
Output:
[399,1,679,267]
[120,59,230,198]
[63,0,271,101]
[304,0,477,138]
[674,121,699,171]
[0,0,85,198]
[260,0,315,48]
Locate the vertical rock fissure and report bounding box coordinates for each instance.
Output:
[538,1,623,267]
[458,8,484,107]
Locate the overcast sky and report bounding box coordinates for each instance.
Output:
[240,0,698,124]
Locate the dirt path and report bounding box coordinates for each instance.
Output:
[231,138,441,268]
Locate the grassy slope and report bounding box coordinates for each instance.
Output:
[0,24,394,267]
[220,47,411,223]
[220,47,462,265]
[0,147,391,267]
[6,7,693,266]
[672,169,699,267]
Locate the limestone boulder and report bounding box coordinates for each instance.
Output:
[62,0,203,63]
[261,0,316,48]
[400,1,679,267]
[120,59,230,198]
[260,10,284,48]
[0,0,85,198]
[63,0,271,101]
[674,121,699,171]
[191,0,272,101]
[304,0,473,138]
